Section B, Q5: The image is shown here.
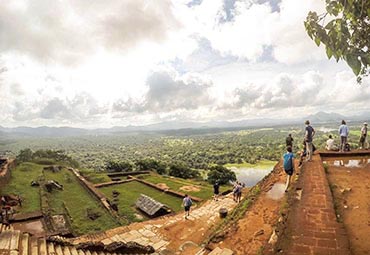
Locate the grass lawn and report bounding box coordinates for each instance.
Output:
[139,174,230,200]
[98,181,184,222]
[224,159,277,170]
[1,162,43,214]
[78,169,112,184]
[350,130,362,137]
[43,168,119,235]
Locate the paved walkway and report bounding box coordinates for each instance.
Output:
[73,194,236,254]
[281,154,351,255]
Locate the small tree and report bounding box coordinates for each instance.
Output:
[16,148,34,162]
[207,165,236,185]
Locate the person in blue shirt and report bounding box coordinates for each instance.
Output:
[339,120,349,152]
[283,146,295,192]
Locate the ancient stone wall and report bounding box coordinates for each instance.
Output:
[94,179,134,188]
[68,168,121,222]
[132,177,203,202]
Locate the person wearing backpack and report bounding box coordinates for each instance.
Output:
[183,194,193,219]
[283,146,295,192]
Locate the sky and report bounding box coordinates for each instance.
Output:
[0,0,369,128]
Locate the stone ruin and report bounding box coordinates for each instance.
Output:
[135,194,171,218]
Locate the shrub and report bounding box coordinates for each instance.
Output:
[169,162,199,179]
[106,160,133,172]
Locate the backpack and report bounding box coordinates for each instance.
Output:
[184,197,192,207]
[344,143,351,151]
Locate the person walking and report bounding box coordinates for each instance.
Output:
[232,182,242,203]
[182,194,192,219]
[283,146,295,192]
[286,134,294,147]
[304,120,315,161]
[213,181,220,201]
[339,120,349,152]
[359,122,368,149]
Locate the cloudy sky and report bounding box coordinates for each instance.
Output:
[0,0,369,128]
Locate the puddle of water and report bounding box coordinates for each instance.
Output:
[324,158,370,168]
[13,219,45,236]
[229,167,272,187]
[266,183,286,200]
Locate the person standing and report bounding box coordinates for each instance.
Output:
[283,146,295,192]
[286,134,294,147]
[304,120,315,161]
[359,122,368,149]
[339,120,349,152]
[182,194,192,219]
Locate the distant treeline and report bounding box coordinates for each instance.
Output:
[16,148,79,168]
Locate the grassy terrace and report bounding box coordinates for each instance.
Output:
[1,162,43,214]
[43,168,119,235]
[78,169,112,184]
[138,173,231,200]
[98,181,184,222]
[1,162,119,235]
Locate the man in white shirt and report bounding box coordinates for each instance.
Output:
[326,135,338,151]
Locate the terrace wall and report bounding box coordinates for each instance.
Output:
[67,168,121,223]
[132,176,203,202]
[94,179,134,188]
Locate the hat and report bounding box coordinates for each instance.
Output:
[364,122,368,125]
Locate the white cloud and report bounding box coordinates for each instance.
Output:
[113,69,214,114]
[0,0,366,128]
[184,0,326,63]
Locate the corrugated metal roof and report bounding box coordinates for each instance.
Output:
[135,194,170,216]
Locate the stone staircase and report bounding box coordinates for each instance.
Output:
[0,225,154,255]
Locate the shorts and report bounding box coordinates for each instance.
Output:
[184,206,191,212]
[284,168,293,176]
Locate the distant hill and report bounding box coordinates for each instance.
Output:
[303,111,347,123]
[0,111,368,137]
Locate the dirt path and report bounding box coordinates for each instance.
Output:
[213,162,288,254]
[325,156,370,255]
[71,194,237,254]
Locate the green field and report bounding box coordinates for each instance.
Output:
[43,168,119,235]
[139,174,230,200]
[98,181,184,222]
[1,162,43,214]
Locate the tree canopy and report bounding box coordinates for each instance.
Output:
[305,0,370,82]
[207,165,236,185]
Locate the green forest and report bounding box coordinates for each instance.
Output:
[0,124,365,173]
